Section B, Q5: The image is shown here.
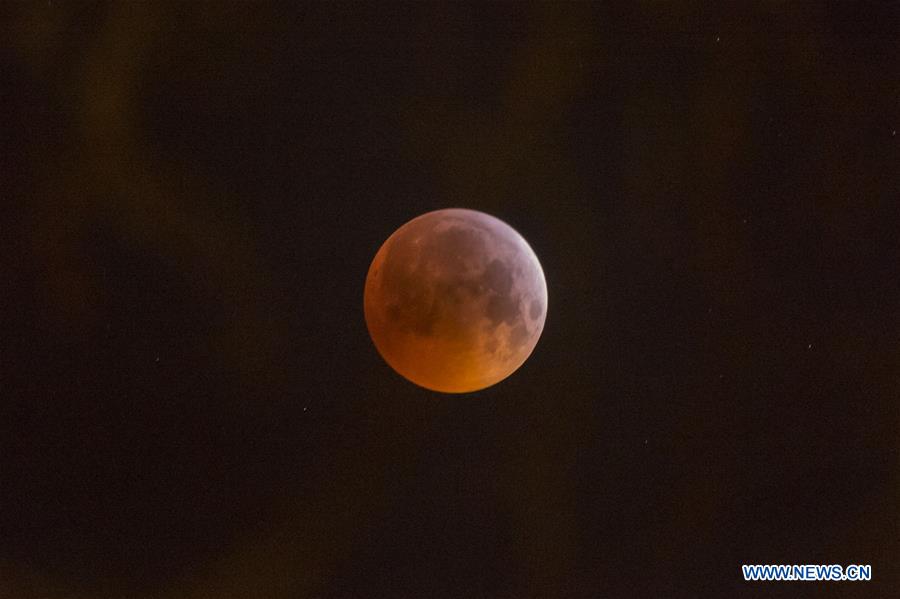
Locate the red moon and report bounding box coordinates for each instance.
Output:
[364,209,548,393]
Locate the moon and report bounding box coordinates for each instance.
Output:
[364,208,548,393]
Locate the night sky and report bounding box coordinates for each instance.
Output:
[2,2,898,598]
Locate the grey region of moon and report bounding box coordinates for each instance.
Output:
[364,208,547,393]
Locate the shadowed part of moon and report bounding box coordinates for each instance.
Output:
[364,209,547,393]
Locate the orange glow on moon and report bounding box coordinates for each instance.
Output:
[364,209,547,393]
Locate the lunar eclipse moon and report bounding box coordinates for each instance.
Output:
[364,209,547,393]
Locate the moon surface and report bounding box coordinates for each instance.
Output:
[364,208,547,393]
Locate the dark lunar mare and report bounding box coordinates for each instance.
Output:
[379,217,525,341]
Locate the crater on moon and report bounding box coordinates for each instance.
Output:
[364,208,547,393]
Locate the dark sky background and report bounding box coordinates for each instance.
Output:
[2,2,898,598]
